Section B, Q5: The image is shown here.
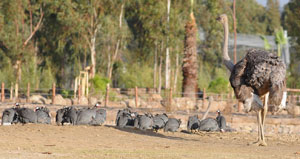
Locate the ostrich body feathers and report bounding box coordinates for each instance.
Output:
[230,49,286,106]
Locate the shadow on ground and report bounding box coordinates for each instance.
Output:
[105,125,200,141]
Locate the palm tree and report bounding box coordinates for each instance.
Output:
[182,0,198,98]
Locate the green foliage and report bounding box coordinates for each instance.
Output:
[198,61,229,91]
[0,0,296,93]
[0,61,15,86]
[117,63,153,88]
[275,27,287,57]
[260,35,271,50]
[283,0,300,88]
[266,0,281,34]
[208,77,229,93]
[90,75,110,92]
[39,60,56,89]
[61,89,72,98]
[197,0,224,67]
[234,0,267,34]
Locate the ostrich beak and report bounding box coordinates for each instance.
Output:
[216,16,221,21]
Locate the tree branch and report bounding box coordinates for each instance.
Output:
[83,35,92,49]
[22,7,44,48]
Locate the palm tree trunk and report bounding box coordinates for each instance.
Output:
[182,12,198,98]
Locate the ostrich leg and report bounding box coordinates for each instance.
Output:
[260,92,269,146]
[252,109,262,145]
[252,93,269,146]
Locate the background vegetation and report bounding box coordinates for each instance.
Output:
[0,0,298,94]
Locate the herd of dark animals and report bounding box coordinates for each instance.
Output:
[1,102,232,133]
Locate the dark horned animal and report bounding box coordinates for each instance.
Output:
[217,14,286,146]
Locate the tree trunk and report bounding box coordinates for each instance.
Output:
[90,29,97,78]
[158,55,162,94]
[34,40,39,90]
[84,45,87,68]
[154,41,158,88]
[108,3,124,80]
[182,13,198,98]
[158,41,163,94]
[108,39,120,79]
[165,48,171,89]
[106,46,111,77]
[173,53,179,92]
[165,0,171,89]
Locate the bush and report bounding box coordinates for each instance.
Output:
[61,89,72,98]
[208,77,230,93]
[90,74,111,93]
[116,63,153,88]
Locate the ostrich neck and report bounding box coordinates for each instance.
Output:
[223,20,229,61]
[201,99,211,121]
[222,19,234,71]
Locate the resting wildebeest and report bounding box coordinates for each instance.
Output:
[35,107,51,124]
[76,107,106,126]
[116,109,138,128]
[134,113,153,130]
[2,108,18,125]
[56,106,78,125]
[187,115,200,133]
[152,113,168,132]
[164,118,181,132]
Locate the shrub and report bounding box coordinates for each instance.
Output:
[208,77,229,93]
[90,74,111,93]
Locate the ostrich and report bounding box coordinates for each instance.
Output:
[187,96,220,132]
[217,14,286,146]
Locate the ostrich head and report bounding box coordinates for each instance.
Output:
[233,85,263,113]
[216,14,228,24]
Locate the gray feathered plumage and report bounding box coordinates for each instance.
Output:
[230,49,286,106]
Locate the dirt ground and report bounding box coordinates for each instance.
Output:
[0,124,299,159]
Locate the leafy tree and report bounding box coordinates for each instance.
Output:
[235,0,267,34]
[266,0,281,34]
[0,0,44,89]
[282,0,300,88]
